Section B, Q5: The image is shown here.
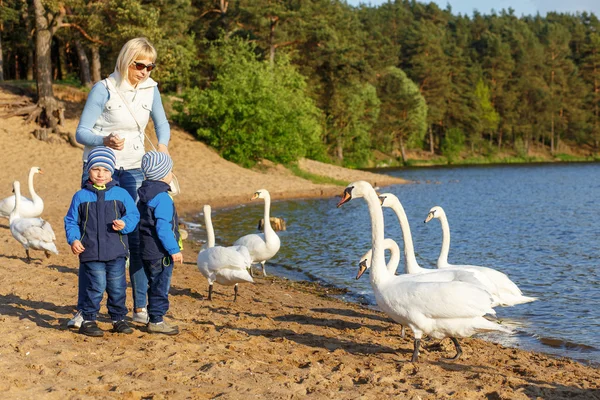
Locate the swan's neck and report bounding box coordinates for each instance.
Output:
[204,210,215,248]
[390,202,421,273]
[364,190,391,286]
[28,170,38,199]
[438,214,451,267]
[386,238,401,274]
[10,185,21,223]
[262,194,274,236]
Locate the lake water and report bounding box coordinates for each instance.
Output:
[184,163,600,365]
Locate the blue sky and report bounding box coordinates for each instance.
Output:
[346,0,600,17]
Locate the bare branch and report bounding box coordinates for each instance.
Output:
[62,23,107,45]
[200,8,222,18]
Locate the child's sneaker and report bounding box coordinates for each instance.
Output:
[147,321,179,335]
[67,311,84,329]
[79,321,104,337]
[132,308,149,324]
[112,320,133,334]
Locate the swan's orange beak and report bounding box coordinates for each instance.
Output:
[424,212,434,223]
[251,192,259,200]
[38,169,44,174]
[336,187,353,208]
[356,259,368,280]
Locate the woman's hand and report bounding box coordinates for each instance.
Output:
[157,143,170,155]
[103,133,125,150]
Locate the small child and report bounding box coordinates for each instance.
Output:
[138,151,183,335]
[64,147,140,337]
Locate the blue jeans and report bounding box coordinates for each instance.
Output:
[76,166,148,311]
[81,257,128,321]
[143,257,174,323]
[116,168,148,310]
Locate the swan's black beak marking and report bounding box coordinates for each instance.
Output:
[424,211,435,223]
[356,259,368,280]
[336,186,353,208]
[378,195,386,206]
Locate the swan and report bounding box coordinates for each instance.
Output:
[0,167,44,218]
[233,189,281,277]
[360,238,410,338]
[376,192,497,298]
[338,181,511,362]
[359,238,401,275]
[9,181,58,263]
[197,205,254,301]
[425,205,537,306]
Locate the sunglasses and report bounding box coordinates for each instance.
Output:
[131,61,156,72]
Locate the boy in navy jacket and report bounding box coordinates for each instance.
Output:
[64,147,140,337]
[138,151,183,335]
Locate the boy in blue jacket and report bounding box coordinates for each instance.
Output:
[138,151,183,335]
[64,147,140,337]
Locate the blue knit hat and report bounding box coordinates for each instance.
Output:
[142,151,173,181]
[86,147,116,175]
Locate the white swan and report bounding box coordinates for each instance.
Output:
[197,205,254,301]
[377,192,496,297]
[359,238,401,276]
[0,167,44,218]
[338,181,511,362]
[425,205,537,306]
[233,189,281,277]
[9,181,58,263]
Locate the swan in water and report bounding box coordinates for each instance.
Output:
[0,167,44,218]
[196,205,254,302]
[233,189,281,276]
[9,181,58,263]
[376,192,496,299]
[425,205,537,306]
[338,181,511,362]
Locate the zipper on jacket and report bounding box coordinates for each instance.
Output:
[114,200,127,250]
[81,202,90,241]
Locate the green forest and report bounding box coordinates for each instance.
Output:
[1,0,599,168]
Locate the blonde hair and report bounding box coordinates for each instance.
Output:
[115,37,157,85]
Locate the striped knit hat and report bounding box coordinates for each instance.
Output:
[86,146,116,175]
[142,151,173,181]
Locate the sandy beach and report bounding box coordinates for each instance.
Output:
[0,85,599,399]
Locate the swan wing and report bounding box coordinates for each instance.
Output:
[0,195,35,218]
[382,279,495,319]
[452,264,537,305]
[214,268,254,285]
[10,218,58,254]
[197,246,251,273]
[234,233,266,250]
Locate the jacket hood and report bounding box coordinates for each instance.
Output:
[138,180,171,203]
[109,71,157,91]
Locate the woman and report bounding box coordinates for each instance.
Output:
[68,37,171,329]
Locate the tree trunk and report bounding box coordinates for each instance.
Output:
[0,34,4,82]
[336,136,344,162]
[24,5,34,81]
[550,113,555,155]
[399,135,407,165]
[428,125,434,154]
[27,48,34,81]
[498,127,503,149]
[90,44,101,83]
[33,0,64,134]
[74,39,92,88]
[269,16,278,67]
